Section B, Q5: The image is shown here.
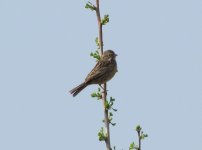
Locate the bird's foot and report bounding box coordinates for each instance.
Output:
[99,84,108,91]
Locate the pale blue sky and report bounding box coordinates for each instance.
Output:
[0,0,202,150]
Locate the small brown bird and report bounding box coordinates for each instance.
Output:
[70,50,118,97]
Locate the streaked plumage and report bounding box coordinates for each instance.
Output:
[70,50,117,97]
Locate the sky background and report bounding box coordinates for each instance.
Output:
[0,0,202,150]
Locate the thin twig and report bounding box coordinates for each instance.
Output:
[95,0,103,53]
[138,131,141,150]
[95,0,111,150]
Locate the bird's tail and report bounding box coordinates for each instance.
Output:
[69,82,87,97]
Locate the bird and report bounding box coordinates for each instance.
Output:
[70,50,118,97]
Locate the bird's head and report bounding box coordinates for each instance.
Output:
[102,50,117,60]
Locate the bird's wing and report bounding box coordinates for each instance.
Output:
[85,60,110,83]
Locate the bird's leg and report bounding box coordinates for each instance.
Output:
[99,84,108,96]
[99,84,108,92]
[99,84,104,90]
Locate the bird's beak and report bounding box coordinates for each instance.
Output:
[115,53,118,56]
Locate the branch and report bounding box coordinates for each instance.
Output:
[95,0,103,53]
[95,0,111,150]
[129,125,148,150]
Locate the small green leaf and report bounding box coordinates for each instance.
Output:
[136,125,142,132]
[91,93,97,97]
[105,100,110,109]
[91,88,102,100]
[101,14,109,25]
[109,112,113,116]
[140,133,148,140]
[111,122,116,126]
[95,37,99,47]
[129,142,135,150]
[98,127,107,141]
[90,50,101,61]
[85,2,96,11]
[112,108,118,112]
[110,97,115,102]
